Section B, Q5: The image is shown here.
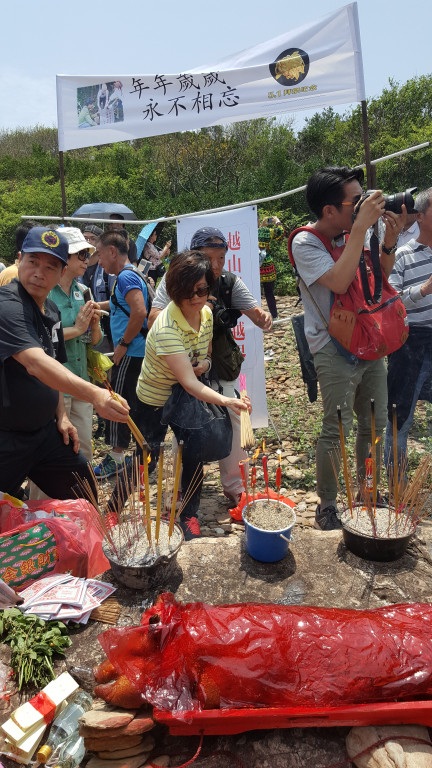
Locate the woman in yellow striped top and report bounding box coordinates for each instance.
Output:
[135,250,248,540]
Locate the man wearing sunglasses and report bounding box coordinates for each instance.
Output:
[148,226,272,507]
[0,227,129,503]
[290,166,405,531]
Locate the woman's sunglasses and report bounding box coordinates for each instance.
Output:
[186,285,210,299]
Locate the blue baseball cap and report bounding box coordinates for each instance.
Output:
[21,227,69,265]
[190,227,228,250]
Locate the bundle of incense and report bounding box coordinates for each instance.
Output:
[238,373,254,450]
[96,370,149,451]
[90,597,121,625]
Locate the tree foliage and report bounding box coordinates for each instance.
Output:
[1,75,431,293]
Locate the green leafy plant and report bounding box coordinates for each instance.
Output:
[0,608,71,690]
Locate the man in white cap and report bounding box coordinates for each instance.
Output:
[0,226,129,502]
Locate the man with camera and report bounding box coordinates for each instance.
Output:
[290,166,406,530]
[148,226,272,505]
[384,187,432,478]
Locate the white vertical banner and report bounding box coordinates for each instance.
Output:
[177,207,268,429]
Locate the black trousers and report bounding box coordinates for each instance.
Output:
[0,420,97,503]
[107,355,143,450]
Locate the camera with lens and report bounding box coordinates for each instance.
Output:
[213,304,242,329]
[357,187,417,215]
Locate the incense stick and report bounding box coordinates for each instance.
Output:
[370,399,377,511]
[155,443,165,543]
[239,459,250,508]
[392,403,399,511]
[168,441,183,537]
[142,449,152,545]
[337,406,354,514]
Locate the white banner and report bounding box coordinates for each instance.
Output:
[57,3,364,151]
[177,207,268,429]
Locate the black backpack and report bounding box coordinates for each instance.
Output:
[111,267,154,338]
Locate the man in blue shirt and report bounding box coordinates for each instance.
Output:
[94,230,149,477]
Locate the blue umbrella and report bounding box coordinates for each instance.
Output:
[72,202,137,221]
[136,221,157,262]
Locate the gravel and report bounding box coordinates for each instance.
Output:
[244,499,296,531]
[341,506,415,539]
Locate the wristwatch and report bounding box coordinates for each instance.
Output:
[118,336,129,348]
[382,244,397,255]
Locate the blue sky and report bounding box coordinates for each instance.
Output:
[1,0,431,134]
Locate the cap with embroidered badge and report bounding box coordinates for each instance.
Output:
[190,227,228,250]
[58,226,96,255]
[21,227,69,265]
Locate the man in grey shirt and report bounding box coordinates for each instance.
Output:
[291,166,404,530]
[148,226,272,506]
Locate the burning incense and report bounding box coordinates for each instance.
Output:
[155,443,165,543]
[239,459,250,508]
[370,399,377,510]
[142,449,152,546]
[392,404,399,511]
[238,374,254,450]
[168,441,183,537]
[337,406,353,514]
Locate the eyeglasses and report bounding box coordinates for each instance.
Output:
[340,195,362,208]
[76,250,91,262]
[186,285,210,299]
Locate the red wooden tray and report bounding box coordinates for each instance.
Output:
[154,700,432,735]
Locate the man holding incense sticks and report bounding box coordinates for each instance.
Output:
[384,187,432,476]
[0,227,129,502]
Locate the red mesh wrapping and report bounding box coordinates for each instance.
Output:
[98,593,432,712]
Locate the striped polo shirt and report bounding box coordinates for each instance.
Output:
[390,241,432,327]
[136,301,213,407]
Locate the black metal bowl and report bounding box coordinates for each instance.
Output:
[342,524,414,562]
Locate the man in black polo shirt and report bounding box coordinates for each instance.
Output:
[0,227,129,501]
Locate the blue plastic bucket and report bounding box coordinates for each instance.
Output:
[242,500,296,563]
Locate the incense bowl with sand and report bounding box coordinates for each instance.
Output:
[103,520,183,590]
[242,497,296,563]
[341,505,415,562]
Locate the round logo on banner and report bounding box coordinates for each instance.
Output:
[269,48,310,87]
